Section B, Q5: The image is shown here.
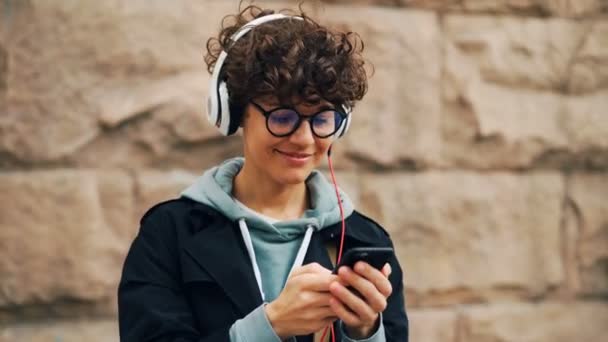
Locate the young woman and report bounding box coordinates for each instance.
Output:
[118,4,408,342]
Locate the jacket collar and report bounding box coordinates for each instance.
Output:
[182,205,262,316]
[320,212,384,245]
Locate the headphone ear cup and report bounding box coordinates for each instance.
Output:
[336,105,352,139]
[341,113,352,137]
[217,81,232,136]
[206,80,220,130]
[206,50,228,131]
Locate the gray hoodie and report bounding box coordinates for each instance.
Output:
[181,157,386,342]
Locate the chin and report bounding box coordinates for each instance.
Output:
[275,169,311,185]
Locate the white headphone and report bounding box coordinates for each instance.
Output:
[206,13,352,137]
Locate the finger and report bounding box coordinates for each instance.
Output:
[295,273,340,292]
[353,262,393,298]
[296,291,335,307]
[382,263,392,278]
[302,306,339,321]
[329,281,377,323]
[329,296,361,327]
[301,308,338,333]
[290,262,332,277]
[338,266,388,313]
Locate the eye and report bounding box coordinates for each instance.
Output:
[312,111,335,126]
[313,117,328,125]
[269,109,298,126]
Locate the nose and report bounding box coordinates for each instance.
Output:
[288,118,315,145]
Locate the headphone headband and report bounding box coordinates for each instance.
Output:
[230,13,299,41]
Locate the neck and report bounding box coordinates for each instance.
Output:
[233,160,309,221]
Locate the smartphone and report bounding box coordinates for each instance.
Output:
[332,247,393,274]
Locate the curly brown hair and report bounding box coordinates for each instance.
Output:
[204,3,369,118]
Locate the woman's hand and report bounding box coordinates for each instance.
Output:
[265,263,338,339]
[329,262,393,339]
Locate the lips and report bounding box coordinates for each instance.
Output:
[276,150,312,158]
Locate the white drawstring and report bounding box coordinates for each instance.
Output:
[238,219,315,303]
[287,226,314,279]
[238,219,266,302]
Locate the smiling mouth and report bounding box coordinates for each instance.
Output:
[276,150,312,158]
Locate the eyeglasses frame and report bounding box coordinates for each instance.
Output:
[249,100,347,138]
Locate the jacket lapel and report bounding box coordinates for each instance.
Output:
[182,217,262,316]
[303,231,334,270]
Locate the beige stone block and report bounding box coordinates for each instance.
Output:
[92,71,210,132]
[469,84,567,145]
[0,170,130,307]
[320,0,402,6]
[536,0,605,17]
[0,41,6,106]
[569,21,608,93]
[71,111,243,171]
[443,86,608,169]
[463,0,604,17]
[135,170,199,219]
[461,302,608,341]
[409,309,457,342]
[564,91,608,149]
[0,0,235,164]
[443,15,608,169]
[568,173,608,295]
[97,170,138,245]
[323,0,605,17]
[358,172,564,305]
[318,7,442,168]
[444,15,586,93]
[0,319,118,342]
[461,86,608,152]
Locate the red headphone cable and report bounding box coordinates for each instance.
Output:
[320,146,346,342]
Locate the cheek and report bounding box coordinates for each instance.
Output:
[254,135,284,163]
[312,141,332,165]
[317,139,333,154]
[243,121,277,154]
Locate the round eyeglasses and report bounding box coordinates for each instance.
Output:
[249,100,347,138]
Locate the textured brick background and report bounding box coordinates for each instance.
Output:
[1,0,607,340]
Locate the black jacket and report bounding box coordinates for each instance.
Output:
[118,198,408,341]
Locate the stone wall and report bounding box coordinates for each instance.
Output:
[1,0,607,340]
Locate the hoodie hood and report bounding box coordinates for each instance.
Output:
[180,157,354,242]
